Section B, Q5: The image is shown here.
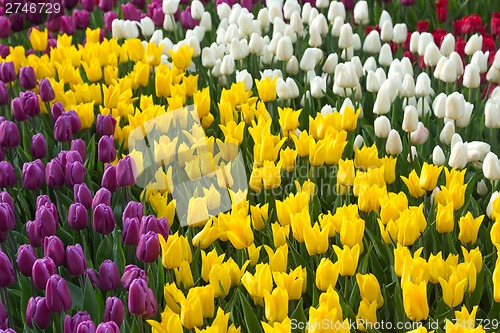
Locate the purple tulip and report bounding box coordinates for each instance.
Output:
[32,257,57,290]
[36,202,59,227]
[132,0,145,9]
[140,216,169,240]
[104,12,118,31]
[0,62,15,83]
[67,150,84,164]
[16,244,38,277]
[71,139,87,161]
[96,321,120,333]
[64,0,79,9]
[123,201,144,221]
[82,0,95,11]
[104,297,124,327]
[122,3,141,21]
[51,102,65,122]
[341,0,354,10]
[0,299,7,329]
[101,165,118,193]
[93,204,115,235]
[75,320,96,333]
[0,203,14,232]
[99,0,113,11]
[121,265,147,290]
[84,268,99,287]
[20,90,41,118]
[67,110,82,133]
[64,311,92,333]
[19,66,37,90]
[73,9,90,30]
[0,192,13,211]
[136,232,160,263]
[26,6,43,24]
[44,236,65,266]
[151,7,164,27]
[92,188,112,209]
[68,203,89,230]
[39,78,55,102]
[98,260,120,291]
[117,156,136,187]
[122,218,141,246]
[0,162,16,188]
[30,133,47,159]
[26,220,43,247]
[181,7,198,29]
[96,115,117,137]
[0,82,8,106]
[46,14,62,32]
[26,297,51,329]
[36,195,52,209]
[61,15,75,35]
[74,183,93,209]
[46,158,65,188]
[66,244,88,276]
[128,278,157,317]
[54,114,75,142]
[0,121,19,148]
[0,251,14,288]
[22,160,45,190]
[0,17,11,39]
[46,274,72,312]
[11,97,28,122]
[65,161,85,187]
[98,136,116,164]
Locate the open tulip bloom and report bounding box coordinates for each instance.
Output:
[2,0,500,332]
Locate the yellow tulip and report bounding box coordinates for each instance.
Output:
[439,273,468,308]
[134,61,150,87]
[159,233,192,269]
[401,170,426,198]
[250,203,269,231]
[169,45,194,70]
[379,156,397,184]
[303,222,331,255]
[308,304,340,333]
[263,287,289,324]
[356,273,384,308]
[291,130,312,157]
[147,306,182,333]
[458,212,484,245]
[354,144,380,170]
[262,161,281,190]
[30,28,48,51]
[419,162,443,191]
[402,281,429,322]
[316,258,340,292]
[290,208,311,243]
[249,167,263,193]
[341,106,361,131]
[272,267,305,301]
[461,247,483,273]
[379,192,408,225]
[279,148,298,172]
[220,120,245,145]
[208,263,232,297]
[187,285,214,318]
[226,214,254,250]
[455,262,476,293]
[318,285,343,321]
[394,244,411,277]
[187,197,210,227]
[428,252,447,284]
[174,260,194,289]
[163,283,185,314]
[241,263,273,306]
[308,139,326,166]
[494,258,500,302]
[264,244,288,273]
[340,217,365,249]
[146,43,163,66]
[255,76,278,102]
[201,249,225,282]
[436,202,455,234]
[247,244,262,266]
[356,299,378,332]
[358,184,387,212]
[454,305,478,329]
[337,158,355,187]
[272,223,290,248]
[180,294,204,329]
[278,107,301,134]
[261,318,291,333]
[333,244,360,277]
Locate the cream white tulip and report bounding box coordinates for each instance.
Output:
[445,92,465,120]
[465,34,483,56]
[373,89,391,115]
[378,44,393,67]
[401,73,415,98]
[440,121,455,145]
[191,0,204,20]
[386,130,403,155]
[393,23,407,44]
[410,122,429,145]
[363,30,382,54]
[311,76,327,99]
[433,146,446,166]
[483,152,500,180]
[220,55,235,76]
[338,23,353,49]
[468,142,491,163]
[403,105,419,133]
[449,142,468,169]
[328,1,346,23]
[162,0,180,15]
[440,34,455,56]
[374,116,391,138]
[463,63,481,89]
[423,43,441,67]
[353,1,369,25]
[409,31,420,53]
[456,102,474,128]
[366,71,380,93]
[323,53,338,74]
[276,36,293,61]
[415,72,433,97]
[485,99,500,128]
[354,135,365,149]
[380,20,394,43]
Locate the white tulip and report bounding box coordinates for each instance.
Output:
[449,142,468,169]
[328,1,346,23]
[162,0,180,15]
[401,57,414,77]
[417,97,431,117]
[477,179,488,196]
[354,135,365,149]
[440,121,455,145]
[353,0,369,25]
[331,16,344,38]
[200,12,212,32]
[471,51,489,73]
[373,89,391,115]
[163,14,175,31]
[393,23,407,44]
[286,56,299,75]
[418,32,434,56]
[111,20,124,39]
[409,31,420,53]
[484,152,500,180]
[311,14,328,37]
[276,36,293,61]
[211,59,222,77]
[310,76,326,99]
[386,129,403,155]
[465,34,483,56]
[353,33,362,50]
[309,30,323,47]
[287,77,300,99]
[441,59,457,83]
[150,30,163,45]
[485,99,500,128]
[403,105,419,132]
[230,38,249,61]
[456,102,474,128]
[440,33,455,56]
[363,30,381,54]
[257,7,270,31]
[449,52,464,77]
[415,72,434,97]
[410,122,429,145]
[407,146,418,163]
[323,53,338,74]
[140,17,155,37]
[236,70,253,91]
[375,68,387,87]
[191,0,204,20]
[487,191,499,218]
[300,48,321,72]
[284,0,301,20]
[334,62,358,88]
[463,64,481,89]
[468,141,491,163]
[268,3,283,22]
[423,42,441,67]
[317,0,329,8]
[237,13,254,37]
[374,116,391,138]
[379,77,400,103]
[123,20,139,39]
[487,66,500,83]
[451,133,463,149]
[366,71,380,93]
[363,57,377,73]
[321,104,334,116]
[433,145,446,166]
[338,23,353,49]
[290,11,303,33]
[380,20,394,43]
[445,92,465,120]
[401,73,415,98]
[220,55,235,76]
[432,93,447,118]
[378,44,393,67]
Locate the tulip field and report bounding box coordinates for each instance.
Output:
[4,0,500,332]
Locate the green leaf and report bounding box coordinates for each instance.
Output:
[290,299,307,333]
[82,279,100,322]
[238,289,264,333]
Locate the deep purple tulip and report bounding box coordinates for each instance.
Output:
[61,15,75,35]
[37,202,59,228]
[16,244,38,277]
[128,278,155,317]
[22,160,45,190]
[104,12,118,31]
[0,62,15,83]
[65,161,85,187]
[68,203,89,230]
[98,260,120,291]
[84,268,99,287]
[0,121,20,148]
[26,297,51,329]
[26,220,43,247]
[140,216,169,240]
[32,257,57,290]
[122,3,141,21]
[104,297,124,327]
[0,82,8,105]
[73,9,90,30]
[122,217,141,246]
[51,102,65,122]
[151,6,164,27]
[67,110,82,133]
[44,236,65,266]
[19,66,37,90]
[46,158,65,188]
[0,203,14,232]
[21,90,41,118]
[46,14,62,32]
[0,17,11,39]
[0,299,7,329]
[0,251,14,288]
[341,0,354,10]
[30,133,47,159]
[71,139,87,161]
[98,136,116,164]
[101,165,117,193]
[92,188,112,209]
[74,183,93,209]
[131,0,145,9]
[136,232,160,263]
[96,322,120,333]
[123,201,144,221]
[82,0,95,11]
[66,244,88,276]
[0,192,13,212]
[96,115,117,137]
[121,265,147,290]
[64,0,79,10]
[54,114,75,142]
[181,7,198,30]
[46,274,72,312]
[26,6,43,24]
[93,204,115,235]
[36,195,52,209]
[11,97,28,122]
[64,311,92,333]
[117,156,136,187]
[0,162,16,188]
[39,78,55,102]
[75,320,96,333]
[67,150,83,164]
[99,0,113,11]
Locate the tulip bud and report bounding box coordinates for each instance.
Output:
[0,203,14,233]
[23,160,45,190]
[122,217,141,246]
[353,1,369,25]
[93,204,115,235]
[45,274,72,312]
[410,122,429,145]
[393,23,407,44]
[415,72,433,97]
[98,136,116,164]
[26,220,43,247]
[30,133,47,159]
[445,92,465,120]
[465,34,482,56]
[102,165,118,193]
[0,161,16,188]
[440,34,455,56]
[136,231,161,263]
[121,265,148,290]
[354,135,365,149]
[463,64,481,89]
[20,66,37,90]
[338,23,353,49]
[286,56,299,75]
[402,106,419,132]
[92,188,112,210]
[74,183,93,209]
[26,297,50,329]
[64,311,92,333]
[276,36,293,61]
[363,30,381,54]
[439,121,455,145]
[310,76,326,99]
[68,202,89,230]
[485,99,500,129]
[117,156,136,187]
[44,236,65,266]
[16,244,37,277]
[75,320,96,333]
[0,121,20,148]
[99,260,121,292]
[374,116,391,138]
[66,244,88,276]
[373,89,391,115]
[104,297,124,327]
[96,114,117,138]
[449,142,468,169]
[128,278,158,318]
[39,78,55,102]
[386,130,403,155]
[440,59,457,83]
[65,161,85,187]
[51,102,64,123]
[0,251,14,288]
[476,179,488,196]
[32,257,57,290]
[54,114,75,142]
[483,152,500,180]
[380,20,393,43]
[70,139,87,162]
[96,321,120,333]
[366,71,380,93]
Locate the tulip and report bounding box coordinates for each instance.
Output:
[74,183,93,210]
[0,203,14,232]
[98,260,120,292]
[66,244,88,276]
[449,142,468,170]
[30,134,46,159]
[65,161,85,187]
[35,203,58,239]
[93,204,115,235]
[96,321,120,333]
[485,100,500,129]
[26,220,43,247]
[19,66,37,90]
[122,218,141,246]
[140,215,170,239]
[128,278,157,317]
[75,320,96,333]
[22,160,44,190]
[353,1,369,25]
[101,165,118,193]
[98,136,116,164]
[104,297,124,327]
[402,280,428,321]
[26,297,51,329]
[402,106,419,133]
[0,62,15,83]
[68,203,89,230]
[54,113,75,142]
[51,102,65,122]
[65,314,93,333]
[419,162,443,191]
[276,36,293,61]
[137,231,161,263]
[82,0,94,11]
[32,257,56,290]
[316,258,340,292]
[386,130,403,155]
[121,265,148,290]
[46,274,72,312]
[92,188,112,210]
[0,251,14,288]
[44,236,65,266]
[463,64,481,89]
[373,90,391,115]
[16,244,37,277]
[0,82,7,106]
[0,121,20,148]
[123,201,144,221]
[0,162,16,188]
[116,156,136,187]
[11,98,28,122]
[332,244,360,276]
[71,139,87,161]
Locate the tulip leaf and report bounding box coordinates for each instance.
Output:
[67,281,84,309]
[290,299,307,333]
[82,278,100,323]
[19,276,31,323]
[238,289,264,333]
[470,265,484,306]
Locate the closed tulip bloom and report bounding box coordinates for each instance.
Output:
[22,160,45,190]
[137,231,161,263]
[96,115,117,138]
[485,100,500,129]
[98,136,116,164]
[128,278,154,316]
[386,130,403,155]
[121,265,148,290]
[104,297,124,326]
[54,114,75,142]
[74,183,93,209]
[276,36,293,61]
[402,106,419,133]
[51,102,65,123]
[333,244,360,276]
[93,204,115,235]
[75,320,96,333]
[68,203,89,230]
[123,201,144,221]
[16,244,37,277]
[20,66,37,90]
[445,93,465,120]
[0,251,14,288]
[432,145,446,166]
[410,122,429,145]
[44,236,65,266]
[0,62,15,83]
[122,217,141,246]
[419,162,443,191]
[353,0,369,25]
[71,139,87,161]
[26,220,43,247]
[11,97,29,121]
[0,121,20,148]
[316,258,340,291]
[439,274,468,308]
[39,78,55,102]
[402,281,429,321]
[458,212,484,245]
[99,260,120,291]
[96,321,120,333]
[0,203,14,232]
[26,297,51,329]
[117,156,136,187]
[64,311,92,333]
[20,90,40,118]
[483,152,500,180]
[92,188,112,210]
[65,244,88,276]
[263,287,288,324]
[46,274,72,312]
[373,90,391,115]
[449,142,468,170]
[140,215,170,240]
[30,134,46,159]
[436,202,454,233]
[32,257,57,290]
[65,161,85,187]
[102,165,118,193]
